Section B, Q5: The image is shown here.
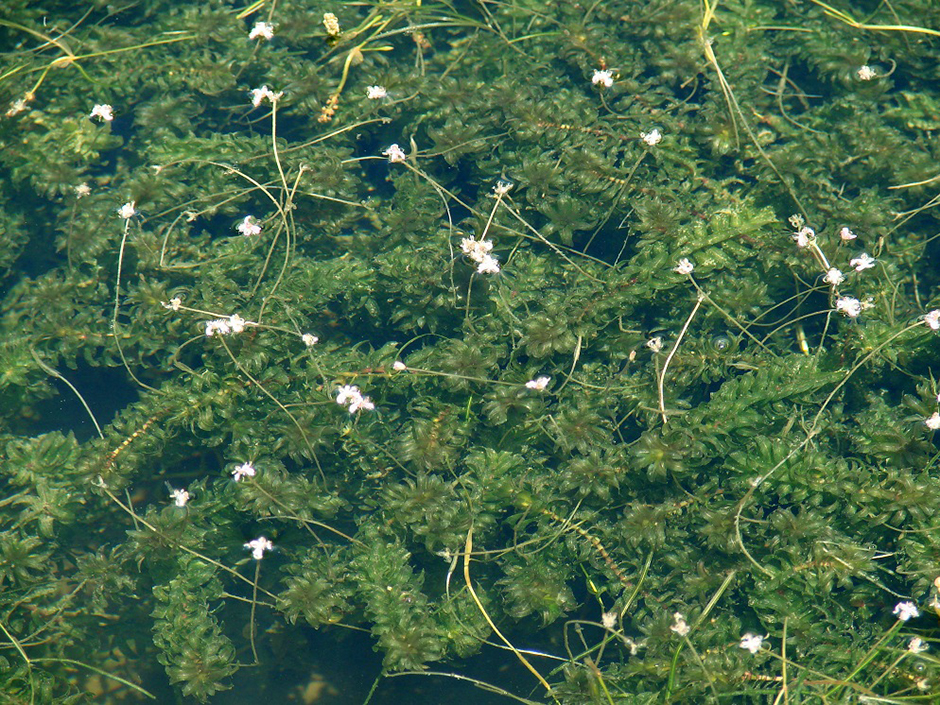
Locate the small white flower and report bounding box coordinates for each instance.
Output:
[894,601,920,621]
[646,336,664,353]
[74,183,91,198]
[591,68,614,88]
[336,385,361,406]
[392,360,407,371]
[335,385,374,413]
[461,237,494,261]
[6,97,29,116]
[674,258,694,275]
[245,536,274,560]
[476,254,501,274]
[924,310,940,331]
[162,297,182,311]
[738,633,765,654]
[348,394,375,413]
[793,226,815,248]
[249,85,282,107]
[909,637,929,653]
[170,488,190,507]
[525,376,551,391]
[857,65,877,81]
[323,12,341,37]
[670,612,690,637]
[925,412,940,431]
[849,253,876,272]
[232,462,256,482]
[641,128,662,146]
[601,611,617,630]
[494,179,514,196]
[823,267,844,287]
[236,215,261,236]
[835,296,862,318]
[228,314,247,333]
[249,87,268,107]
[118,202,137,219]
[249,21,275,41]
[839,226,857,241]
[382,143,407,163]
[90,104,114,121]
[366,85,387,100]
[302,333,319,347]
[205,318,232,337]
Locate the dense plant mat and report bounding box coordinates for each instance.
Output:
[3,0,940,701]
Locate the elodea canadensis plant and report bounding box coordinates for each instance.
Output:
[3,0,940,702]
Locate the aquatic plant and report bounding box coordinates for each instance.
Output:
[3,0,940,702]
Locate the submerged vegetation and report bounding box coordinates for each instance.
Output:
[4,0,940,701]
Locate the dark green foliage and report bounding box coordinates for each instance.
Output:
[152,556,237,702]
[498,555,577,625]
[278,548,353,628]
[382,474,469,551]
[4,0,940,702]
[351,524,444,671]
